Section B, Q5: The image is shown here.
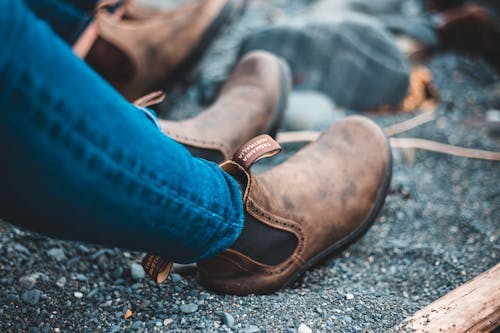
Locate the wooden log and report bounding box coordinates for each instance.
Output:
[397,263,500,333]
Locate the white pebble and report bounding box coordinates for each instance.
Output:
[345,293,354,300]
[298,323,312,333]
[74,291,83,299]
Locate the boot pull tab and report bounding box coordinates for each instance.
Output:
[142,254,173,284]
[233,134,281,171]
[133,90,166,108]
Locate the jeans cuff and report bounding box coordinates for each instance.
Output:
[136,106,161,129]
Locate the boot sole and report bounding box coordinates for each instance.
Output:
[281,142,394,290]
[158,0,247,93]
[264,58,292,138]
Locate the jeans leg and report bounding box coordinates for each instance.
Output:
[0,0,244,263]
[22,0,94,44]
[63,0,101,13]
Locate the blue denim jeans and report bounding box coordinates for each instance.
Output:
[22,0,98,44]
[0,0,244,263]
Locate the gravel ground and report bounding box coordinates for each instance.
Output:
[1,1,499,332]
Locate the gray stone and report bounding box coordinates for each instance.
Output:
[131,320,144,330]
[240,13,409,110]
[179,303,198,314]
[222,312,235,328]
[22,289,41,305]
[75,274,87,282]
[130,263,145,281]
[19,273,49,289]
[298,323,312,333]
[13,244,31,256]
[170,273,183,283]
[242,325,260,333]
[486,110,500,136]
[284,91,344,131]
[47,248,66,262]
[55,277,66,288]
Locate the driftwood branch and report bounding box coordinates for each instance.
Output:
[396,263,500,333]
[383,111,436,137]
[276,123,500,162]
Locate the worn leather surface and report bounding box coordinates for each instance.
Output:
[90,0,237,100]
[160,51,290,163]
[198,116,392,295]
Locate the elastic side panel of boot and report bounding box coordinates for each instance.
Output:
[232,213,298,266]
[186,146,225,164]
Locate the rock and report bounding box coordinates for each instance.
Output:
[139,300,151,309]
[13,243,31,256]
[170,273,183,283]
[131,320,144,330]
[86,288,98,298]
[284,91,344,131]
[75,274,88,282]
[19,273,50,289]
[74,291,84,299]
[180,303,198,314]
[486,109,500,136]
[346,293,355,300]
[47,248,66,262]
[66,257,80,268]
[19,276,35,289]
[298,323,312,333]
[242,325,260,333]
[55,277,66,288]
[222,312,235,328]
[163,318,173,326]
[22,289,41,305]
[240,13,409,110]
[112,267,123,279]
[110,325,121,333]
[130,263,145,281]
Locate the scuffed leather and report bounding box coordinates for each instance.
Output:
[160,51,288,162]
[199,116,392,295]
[93,0,230,100]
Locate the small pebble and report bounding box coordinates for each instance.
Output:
[180,303,198,314]
[242,325,260,333]
[22,289,41,305]
[222,312,235,328]
[170,273,183,283]
[14,244,31,256]
[47,248,66,262]
[75,274,87,282]
[130,263,145,281]
[298,323,312,333]
[74,291,84,299]
[131,320,144,330]
[345,293,355,300]
[55,277,66,288]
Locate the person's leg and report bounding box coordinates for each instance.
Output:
[0,0,244,263]
[22,0,94,44]
[63,0,101,13]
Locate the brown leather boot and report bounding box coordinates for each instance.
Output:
[197,116,392,295]
[140,51,291,284]
[80,0,246,101]
[158,51,291,163]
